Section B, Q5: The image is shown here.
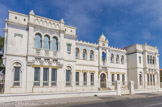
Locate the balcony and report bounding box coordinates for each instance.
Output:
[34,48,58,58]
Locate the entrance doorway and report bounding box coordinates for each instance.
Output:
[100,73,106,88]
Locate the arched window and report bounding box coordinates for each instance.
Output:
[90,50,94,61]
[153,56,155,64]
[44,35,50,49]
[52,37,58,51]
[13,62,22,86]
[116,55,119,64]
[35,33,42,48]
[111,54,114,63]
[102,52,106,61]
[76,48,79,59]
[66,66,72,86]
[83,49,87,60]
[147,55,150,64]
[150,56,152,64]
[121,55,124,64]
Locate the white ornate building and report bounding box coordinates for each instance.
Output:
[3,10,160,93]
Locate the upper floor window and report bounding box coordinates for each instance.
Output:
[150,56,152,64]
[35,34,42,48]
[147,55,150,64]
[90,50,94,61]
[139,56,141,64]
[52,37,58,51]
[111,54,114,63]
[83,49,87,60]
[76,48,79,59]
[153,56,155,64]
[67,43,72,54]
[102,52,106,61]
[116,55,119,64]
[121,55,124,64]
[44,35,50,50]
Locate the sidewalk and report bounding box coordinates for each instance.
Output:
[0,90,117,103]
[1,92,162,107]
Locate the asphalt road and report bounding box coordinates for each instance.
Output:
[54,96,162,107]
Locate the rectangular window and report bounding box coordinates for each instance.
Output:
[150,74,152,85]
[153,75,155,85]
[66,70,71,86]
[43,68,49,86]
[51,68,57,86]
[34,67,40,86]
[14,67,20,86]
[83,72,87,85]
[112,74,114,85]
[67,44,71,54]
[117,74,120,81]
[91,73,94,85]
[139,56,141,64]
[122,74,125,85]
[76,72,79,85]
[147,74,150,85]
[147,55,150,64]
[76,52,79,59]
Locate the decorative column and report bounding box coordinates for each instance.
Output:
[115,81,121,96]
[40,67,43,87]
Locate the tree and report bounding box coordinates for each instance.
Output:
[0,36,4,74]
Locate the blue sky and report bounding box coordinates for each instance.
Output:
[0,0,162,68]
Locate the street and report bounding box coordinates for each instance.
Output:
[40,95,162,107]
[1,93,162,107]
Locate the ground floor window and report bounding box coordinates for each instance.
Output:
[43,68,49,86]
[112,74,114,85]
[147,74,150,85]
[117,74,120,81]
[139,74,142,86]
[91,73,94,85]
[34,67,40,86]
[51,68,57,86]
[83,72,87,85]
[14,67,21,86]
[153,75,155,85]
[76,72,79,85]
[66,70,71,86]
[122,74,125,85]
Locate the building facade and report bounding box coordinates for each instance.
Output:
[3,10,160,93]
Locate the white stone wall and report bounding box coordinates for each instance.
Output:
[3,10,160,94]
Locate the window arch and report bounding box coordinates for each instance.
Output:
[13,62,22,86]
[83,49,87,60]
[111,54,114,63]
[44,35,50,49]
[121,55,124,64]
[35,33,42,48]
[52,37,58,51]
[90,50,94,61]
[76,48,79,59]
[66,66,72,86]
[116,54,119,64]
